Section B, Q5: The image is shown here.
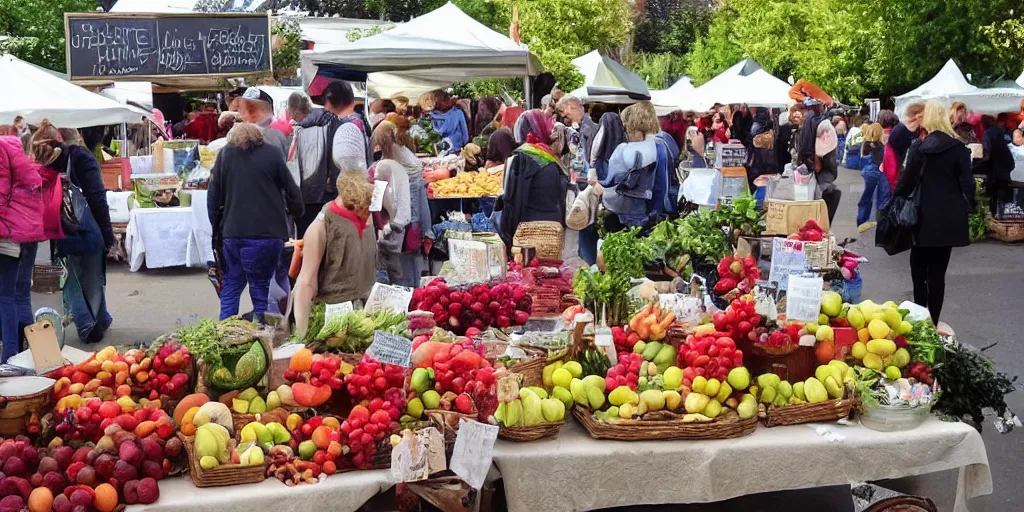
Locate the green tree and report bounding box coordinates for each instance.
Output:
[982,14,1024,81]
[628,52,689,89]
[685,5,743,85]
[0,0,97,72]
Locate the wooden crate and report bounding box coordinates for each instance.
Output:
[987,218,1024,242]
[764,199,830,235]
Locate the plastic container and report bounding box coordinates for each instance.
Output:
[860,401,931,432]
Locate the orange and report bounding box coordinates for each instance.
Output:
[290,348,314,373]
[27,487,53,512]
[93,483,118,512]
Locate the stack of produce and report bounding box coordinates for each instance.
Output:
[309,309,409,352]
[406,336,498,421]
[178,318,268,391]
[712,255,761,297]
[626,304,675,344]
[409,278,532,335]
[428,170,502,198]
[752,362,856,408]
[711,296,763,348]
[518,266,577,318]
[495,385,567,428]
[788,219,826,242]
[51,344,192,410]
[282,348,346,407]
[675,326,744,387]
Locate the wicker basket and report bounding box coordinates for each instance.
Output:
[572,406,757,441]
[179,433,266,488]
[230,407,297,435]
[512,221,564,260]
[987,218,1024,242]
[425,409,478,447]
[759,391,856,427]
[31,265,64,294]
[497,421,565,442]
[484,342,551,387]
[0,378,52,437]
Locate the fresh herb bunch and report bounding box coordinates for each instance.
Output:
[931,342,1017,431]
[710,193,765,237]
[677,210,732,266]
[305,302,326,342]
[600,227,654,280]
[573,268,633,326]
[178,318,223,369]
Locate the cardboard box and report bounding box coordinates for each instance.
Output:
[764,199,830,235]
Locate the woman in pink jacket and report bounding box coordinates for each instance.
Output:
[0,124,58,362]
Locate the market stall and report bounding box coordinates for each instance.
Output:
[895,59,1024,116]
[0,54,145,128]
[568,50,651,105]
[674,59,793,112]
[651,76,695,115]
[300,2,542,102]
[0,188,1014,512]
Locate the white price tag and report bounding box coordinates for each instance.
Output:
[447,239,490,283]
[768,238,810,291]
[369,180,388,212]
[449,419,499,490]
[365,331,413,367]
[365,282,413,313]
[324,302,353,319]
[785,275,824,323]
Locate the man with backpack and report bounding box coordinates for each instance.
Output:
[292,81,371,237]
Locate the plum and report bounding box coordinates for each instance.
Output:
[140,437,163,462]
[141,460,163,480]
[137,477,160,504]
[52,494,72,512]
[37,456,59,475]
[113,460,138,482]
[123,479,140,504]
[0,495,25,512]
[75,465,97,486]
[51,446,73,469]
[2,457,25,477]
[119,440,143,467]
[42,471,67,495]
[71,446,91,464]
[68,488,92,507]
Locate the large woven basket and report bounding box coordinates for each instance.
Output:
[513,221,564,260]
[572,406,757,441]
[180,433,266,488]
[759,388,856,427]
[987,218,1024,242]
[484,342,552,388]
[497,421,565,442]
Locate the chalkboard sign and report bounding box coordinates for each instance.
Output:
[65,12,272,81]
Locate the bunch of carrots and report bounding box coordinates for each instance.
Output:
[626,304,675,341]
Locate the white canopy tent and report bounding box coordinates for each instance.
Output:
[300,2,541,102]
[675,59,792,112]
[650,76,695,115]
[1017,71,1024,89]
[0,54,144,128]
[568,50,650,104]
[896,59,1024,116]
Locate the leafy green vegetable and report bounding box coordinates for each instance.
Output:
[907,320,943,365]
[931,342,1017,431]
[709,193,765,237]
[304,302,326,342]
[600,227,655,280]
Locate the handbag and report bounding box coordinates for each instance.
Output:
[567,184,601,230]
[60,149,89,235]
[875,202,913,256]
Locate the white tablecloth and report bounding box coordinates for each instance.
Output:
[126,207,205,272]
[129,469,393,512]
[491,418,991,512]
[125,190,215,272]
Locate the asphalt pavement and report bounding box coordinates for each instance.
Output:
[31,166,1022,512]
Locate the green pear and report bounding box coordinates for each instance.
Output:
[552,386,574,410]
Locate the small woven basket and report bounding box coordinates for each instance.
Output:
[497,421,565,442]
[513,221,564,260]
[0,386,51,437]
[179,433,266,488]
[572,406,757,441]
[31,265,64,294]
[759,392,856,427]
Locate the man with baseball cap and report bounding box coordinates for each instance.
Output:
[241,87,289,158]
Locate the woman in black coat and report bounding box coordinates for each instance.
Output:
[892,102,975,324]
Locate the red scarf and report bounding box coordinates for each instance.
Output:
[329,201,369,238]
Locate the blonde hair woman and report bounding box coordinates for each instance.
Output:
[208,122,304,322]
[890,101,974,324]
[856,123,888,229]
[600,101,662,228]
[293,171,378,337]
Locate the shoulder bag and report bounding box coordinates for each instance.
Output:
[60,148,90,235]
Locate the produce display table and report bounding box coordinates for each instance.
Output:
[129,469,393,512]
[491,418,991,512]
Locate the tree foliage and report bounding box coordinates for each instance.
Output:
[685,0,1024,103]
[0,0,97,72]
[628,52,688,89]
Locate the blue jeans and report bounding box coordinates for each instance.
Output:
[0,243,37,362]
[578,224,599,266]
[219,238,284,322]
[857,165,891,225]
